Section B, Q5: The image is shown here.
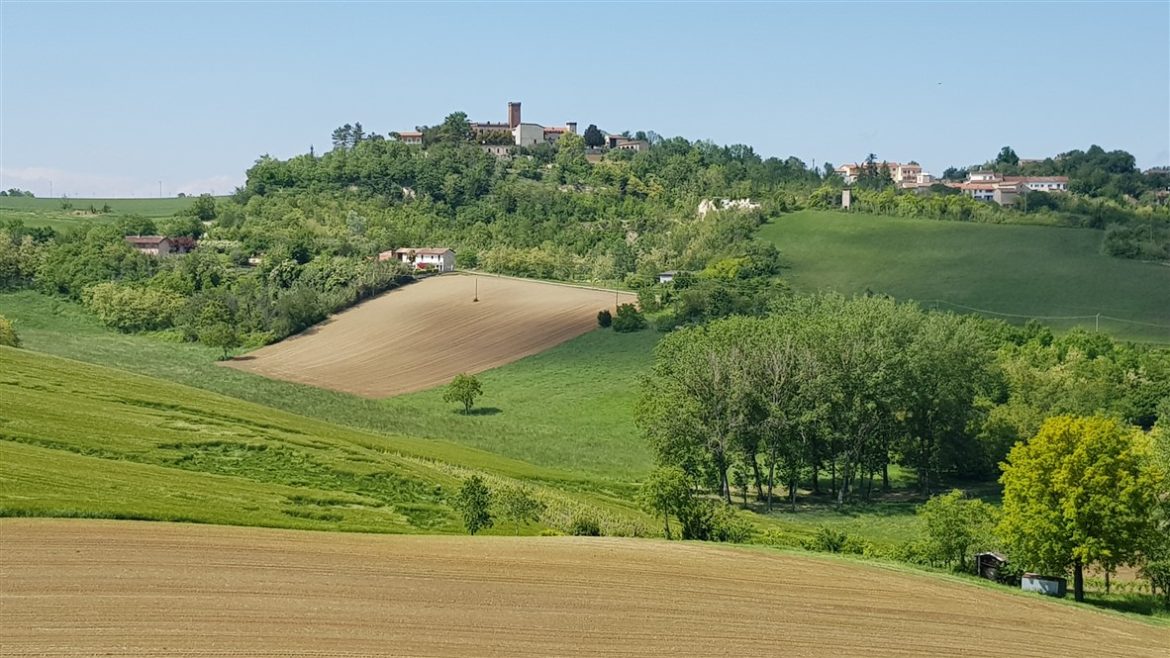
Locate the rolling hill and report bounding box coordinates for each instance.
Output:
[0,345,650,536]
[761,210,1170,343]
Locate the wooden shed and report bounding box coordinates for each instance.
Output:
[974,552,1008,582]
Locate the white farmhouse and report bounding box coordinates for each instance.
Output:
[379,247,456,272]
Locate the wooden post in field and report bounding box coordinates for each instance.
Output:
[474,276,479,303]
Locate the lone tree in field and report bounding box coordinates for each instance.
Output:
[455,475,493,535]
[998,415,1162,602]
[199,322,240,360]
[443,373,483,414]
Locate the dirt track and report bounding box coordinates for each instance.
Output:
[225,274,634,398]
[2,520,1166,657]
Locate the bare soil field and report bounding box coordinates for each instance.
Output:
[2,520,1166,657]
[225,274,635,397]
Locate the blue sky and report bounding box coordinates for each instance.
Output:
[2,1,1167,198]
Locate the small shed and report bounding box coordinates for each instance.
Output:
[974,552,1007,581]
[656,271,677,284]
[1021,573,1067,598]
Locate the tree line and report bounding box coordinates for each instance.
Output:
[637,293,1167,510]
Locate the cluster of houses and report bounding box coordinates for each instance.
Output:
[395,101,649,157]
[947,170,1069,206]
[835,160,1069,207]
[124,234,457,274]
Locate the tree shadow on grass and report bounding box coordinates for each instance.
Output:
[457,407,502,417]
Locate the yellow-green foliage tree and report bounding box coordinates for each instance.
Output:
[998,415,1163,601]
[0,314,20,347]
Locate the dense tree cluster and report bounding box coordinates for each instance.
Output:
[638,296,1169,511]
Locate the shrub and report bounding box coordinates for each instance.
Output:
[82,282,185,332]
[917,489,998,571]
[0,315,20,347]
[707,502,754,543]
[498,485,545,533]
[596,309,612,328]
[802,526,868,554]
[611,303,646,333]
[570,515,602,536]
[1142,560,1170,606]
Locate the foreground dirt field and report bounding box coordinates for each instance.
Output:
[2,520,1165,657]
[225,274,635,397]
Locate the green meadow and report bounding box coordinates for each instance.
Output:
[0,196,206,231]
[761,210,1170,343]
[0,345,652,536]
[0,291,656,480]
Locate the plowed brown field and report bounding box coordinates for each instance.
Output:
[2,520,1166,657]
[224,274,635,398]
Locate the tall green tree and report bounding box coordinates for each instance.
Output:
[455,475,493,535]
[996,146,1020,166]
[583,124,605,148]
[998,415,1162,601]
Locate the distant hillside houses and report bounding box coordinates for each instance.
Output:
[836,161,935,189]
[945,171,1069,206]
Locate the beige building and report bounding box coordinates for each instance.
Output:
[124,236,173,257]
[836,161,930,187]
[397,131,423,145]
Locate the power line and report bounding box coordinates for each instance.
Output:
[921,299,1170,329]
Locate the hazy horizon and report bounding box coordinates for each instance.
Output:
[2,1,1167,198]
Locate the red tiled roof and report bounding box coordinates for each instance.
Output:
[1004,176,1069,183]
[125,236,167,246]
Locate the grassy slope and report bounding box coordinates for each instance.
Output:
[0,290,656,479]
[761,210,1170,343]
[0,196,202,231]
[0,346,651,535]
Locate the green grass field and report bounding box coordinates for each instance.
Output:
[0,290,656,480]
[0,196,205,231]
[0,346,652,536]
[761,210,1170,343]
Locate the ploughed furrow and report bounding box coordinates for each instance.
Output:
[2,519,1166,657]
[225,274,635,398]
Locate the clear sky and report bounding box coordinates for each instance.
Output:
[2,1,1167,198]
